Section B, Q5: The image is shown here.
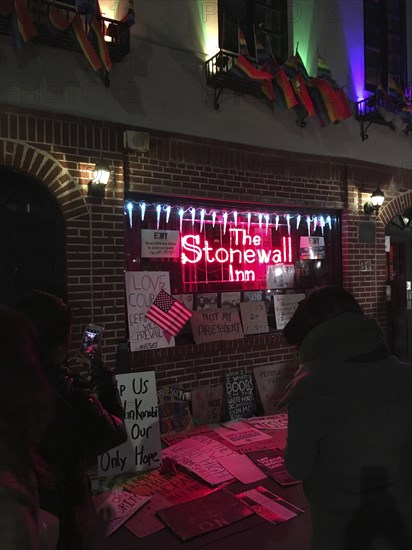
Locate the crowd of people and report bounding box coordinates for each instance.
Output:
[0,286,411,550]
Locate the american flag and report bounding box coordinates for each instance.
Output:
[146,290,192,337]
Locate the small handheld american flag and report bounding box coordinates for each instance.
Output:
[146,290,192,337]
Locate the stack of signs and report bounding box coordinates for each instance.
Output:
[157,385,194,436]
[247,449,301,486]
[236,486,303,524]
[157,489,253,541]
[191,385,223,425]
[95,491,151,536]
[225,370,257,420]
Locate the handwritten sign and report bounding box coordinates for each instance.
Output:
[122,467,214,504]
[273,293,305,330]
[162,435,236,485]
[191,386,223,425]
[190,309,244,345]
[253,362,298,413]
[98,372,162,477]
[239,301,269,335]
[214,422,272,447]
[244,414,288,430]
[157,385,194,435]
[96,491,150,536]
[225,370,256,420]
[141,230,180,258]
[125,271,175,352]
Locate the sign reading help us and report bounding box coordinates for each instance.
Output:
[98,372,162,477]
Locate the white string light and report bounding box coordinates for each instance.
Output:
[286,214,290,235]
[233,211,238,227]
[296,214,301,230]
[247,212,251,233]
[164,205,171,224]
[264,214,269,235]
[191,207,196,227]
[258,213,263,230]
[306,215,311,236]
[139,202,146,221]
[212,211,216,227]
[223,211,228,235]
[200,209,205,232]
[178,208,184,232]
[126,202,133,228]
[156,204,161,229]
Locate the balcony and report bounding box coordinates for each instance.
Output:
[354,92,412,140]
[0,0,130,64]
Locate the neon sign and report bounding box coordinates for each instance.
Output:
[181,229,293,283]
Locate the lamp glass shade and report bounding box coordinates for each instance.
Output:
[93,161,111,185]
[371,188,384,207]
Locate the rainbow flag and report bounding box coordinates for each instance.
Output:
[295,51,310,80]
[317,54,331,79]
[309,77,351,125]
[71,14,102,72]
[255,29,273,66]
[239,28,250,57]
[290,74,315,117]
[273,68,297,110]
[283,54,298,78]
[89,0,112,72]
[232,54,273,81]
[48,6,72,32]
[388,75,404,103]
[11,0,38,50]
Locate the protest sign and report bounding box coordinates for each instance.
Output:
[237,486,303,523]
[214,421,272,447]
[247,449,301,486]
[157,385,194,435]
[253,362,298,413]
[191,385,223,425]
[125,494,171,538]
[244,414,288,430]
[125,271,175,352]
[141,230,180,258]
[162,435,236,485]
[98,372,161,477]
[225,370,256,420]
[158,489,253,541]
[96,491,150,536]
[221,292,241,308]
[190,309,244,345]
[300,236,325,260]
[273,293,305,330]
[239,301,269,335]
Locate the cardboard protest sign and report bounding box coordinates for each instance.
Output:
[98,372,161,477]
[161,435,236,486]
[95,491,150,536]
[273,293,305,330]
[157,489,253,541]
[191,385,223,425]
[141,230,180,258]
[244,413,288,431]
[246,449,301,486]
[125,271,174,352]
[157,385,194,436]
[190,309,244,345]
[253,362,298,414]
[239,301,269,335]
[225,370,257,420]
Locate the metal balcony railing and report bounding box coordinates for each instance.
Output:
[0,0,130,63]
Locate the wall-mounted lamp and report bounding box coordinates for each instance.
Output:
[88,160,112,199]
[364,187,385,215]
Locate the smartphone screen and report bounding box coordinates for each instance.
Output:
[79,324,104,357]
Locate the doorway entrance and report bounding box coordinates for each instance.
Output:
[0,168,66,306]
[386,208,412,363]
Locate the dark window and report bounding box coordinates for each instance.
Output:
[364,0,407,91]
[218,0,288,63]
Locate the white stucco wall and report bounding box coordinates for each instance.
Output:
[0,0,411,168]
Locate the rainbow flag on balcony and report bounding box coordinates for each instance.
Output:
[317,54,332,79]
[89,0,112,72]
[272,68,297,110]
[290,74,315,117]
[11,0,38,50]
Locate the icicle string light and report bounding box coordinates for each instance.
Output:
[124,202,334,235]
[156,204,161,230]
[126,202,133,228]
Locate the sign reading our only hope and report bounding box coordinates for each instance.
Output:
[98,372,162,477]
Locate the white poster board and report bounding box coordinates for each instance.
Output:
[253,362,298,413]
[239,301,269,335]
[299,236,325,260]
[191,386,223,425]
[125,271,175,352]
[273,293,305,330]
[141,230,180,258]
[98,372,162,477]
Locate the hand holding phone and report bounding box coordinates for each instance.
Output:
[79,324,104,359]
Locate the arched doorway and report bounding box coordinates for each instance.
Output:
[0,168,66,305]
[386,208,412,363]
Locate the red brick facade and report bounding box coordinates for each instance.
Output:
[1,104,411,389]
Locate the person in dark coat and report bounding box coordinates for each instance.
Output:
[16,291,127,550]
[280,286,412,550]
[0,305,55,549]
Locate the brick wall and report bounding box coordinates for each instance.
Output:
[1,103,411,392]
